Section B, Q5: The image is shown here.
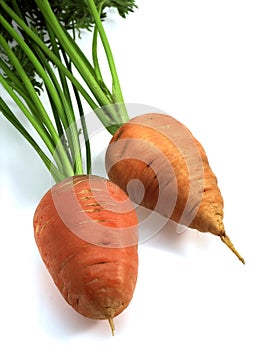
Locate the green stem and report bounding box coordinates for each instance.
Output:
[0,19,64,134]
[0,0,131,183]
[0,1,121,129]
[0,32,74,177]
[0,59,50,132]
[33,0,127,129]
[86,0,129,123]
[62,50,92,175]
[0,74,59,165]
[0,97,64,182]
[34,0,111,109]
[87,0,122,100]
[0,3,99,112]
[0,58,29,96]
[46,24,74,133]
[92,2,105,85]
[92,16,113,102]
[36,37,83,175]
[92,25,104,85]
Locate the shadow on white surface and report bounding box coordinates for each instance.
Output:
[136,205,211,258]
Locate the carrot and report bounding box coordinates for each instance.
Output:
[1,1,140,335]
[105,113,244,264]
[1,0,244,337]
[33,175,138,335]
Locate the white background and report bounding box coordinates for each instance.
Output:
[1,0,256,349]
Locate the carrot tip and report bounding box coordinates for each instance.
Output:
[108,318,115,336]
[220,234,245,264]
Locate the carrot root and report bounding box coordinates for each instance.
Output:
[220,234,245,264]
[34,175,139,330]
[106,113,245,264]
[108,318,115,336]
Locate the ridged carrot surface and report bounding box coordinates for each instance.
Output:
[105,113,244,263]
[33,175,138,334]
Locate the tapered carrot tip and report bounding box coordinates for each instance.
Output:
[220,234,245,264]
[108,318,115,336]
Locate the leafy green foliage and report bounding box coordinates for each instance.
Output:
[1,0,137,34]
[0,0,137,88]
[0,0,134,179]
[0,44,43,92]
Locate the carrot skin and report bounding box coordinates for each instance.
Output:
[105,113,244,263]
[33,175,138,321]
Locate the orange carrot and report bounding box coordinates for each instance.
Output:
[33,175,138,335]
[105,113,244,263]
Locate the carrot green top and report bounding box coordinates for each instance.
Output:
[0,0,137,182]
